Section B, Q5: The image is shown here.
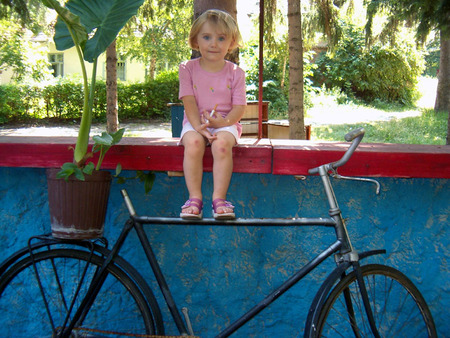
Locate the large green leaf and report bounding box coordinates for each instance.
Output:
[42,0,88,51]
[53,0,144,62]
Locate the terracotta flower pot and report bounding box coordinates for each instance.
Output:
[46,168,112,239]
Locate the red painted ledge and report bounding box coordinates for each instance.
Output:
[271,140,450,178]
[0,136,273,174]
[0,136,449,178]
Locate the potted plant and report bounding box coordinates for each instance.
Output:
[42,0,145,239]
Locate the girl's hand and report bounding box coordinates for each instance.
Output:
[205,110,229,128]
[196,115,217,142]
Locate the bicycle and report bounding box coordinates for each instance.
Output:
[0,128,437,337]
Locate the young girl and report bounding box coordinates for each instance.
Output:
[178,9,246,219]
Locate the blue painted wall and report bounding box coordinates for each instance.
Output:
[0,167,448,337]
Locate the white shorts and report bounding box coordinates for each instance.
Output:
[179,122,240,145]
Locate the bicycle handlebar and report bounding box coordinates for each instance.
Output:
[308,127,365,175]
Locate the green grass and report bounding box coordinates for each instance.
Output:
[311,109,448,145]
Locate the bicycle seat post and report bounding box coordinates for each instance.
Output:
[121,189,137,217]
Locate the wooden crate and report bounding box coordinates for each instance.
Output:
[241,101,268,138]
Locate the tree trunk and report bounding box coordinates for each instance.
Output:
[287,0,305,139]
[434,32,450,145]
[106,39,118,133]
[192,0,239,64]
[149,56,157,80]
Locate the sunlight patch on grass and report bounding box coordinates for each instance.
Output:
[311,109,447,145]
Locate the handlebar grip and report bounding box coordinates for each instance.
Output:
[344,127,365,142]
[308,127,365,175]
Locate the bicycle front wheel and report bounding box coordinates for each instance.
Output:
[0,248,156,337]
[313,264,436,337]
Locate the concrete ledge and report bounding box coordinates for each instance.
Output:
[0,135,449,178]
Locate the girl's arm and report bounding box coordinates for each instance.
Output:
[182,95,217,141]
[182,95,202,130]
[207,105,246,128]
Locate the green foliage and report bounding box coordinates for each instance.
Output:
[0,71,180,124]
[116,170,156,194]
[0,19,52,82]
[57,162,95,181]
[243,46,315,119]
[56,128,125,180]
[312,24,424,105]
[423,36,440,77]
[118,0,192,79]
[92,128,125,171]
[42,79,84,119]
[118,70,180,119]
[0,83,42,123]
[48,0,145,63]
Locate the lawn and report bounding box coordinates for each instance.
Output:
[307,77,448,145]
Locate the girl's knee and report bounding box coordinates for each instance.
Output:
[183,133,206,150]
[212,139,233,157]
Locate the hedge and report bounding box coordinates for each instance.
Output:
[0,70,180,124]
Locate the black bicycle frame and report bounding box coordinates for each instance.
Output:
[128,215,342,337]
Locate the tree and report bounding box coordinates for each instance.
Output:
[106,39,118,133]
[1,0,50,33]
[0,19,51,82]
[118,0,192,80]
[366,0,450,144]
[0,0,29,24]
[287,0,305,139]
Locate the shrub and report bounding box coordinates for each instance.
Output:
[0,70,181,124]
[312,24,424,105]
[0,84,43,123]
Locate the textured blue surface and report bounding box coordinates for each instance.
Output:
[0,167,448,337]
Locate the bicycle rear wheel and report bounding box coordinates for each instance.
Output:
[0,248,157,337]
[312,264,436,337]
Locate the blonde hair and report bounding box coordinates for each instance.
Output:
[188,9,243,52]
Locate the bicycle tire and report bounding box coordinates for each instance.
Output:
[0,248,157,337]
[310,264,437,337]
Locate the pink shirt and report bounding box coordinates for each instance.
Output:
[178,58,247,136]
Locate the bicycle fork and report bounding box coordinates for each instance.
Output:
[341,261,381,338]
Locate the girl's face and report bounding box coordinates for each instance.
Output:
[196,21,234,64]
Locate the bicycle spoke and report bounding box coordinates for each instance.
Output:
[313,264,436,337]
[0,249,156,336]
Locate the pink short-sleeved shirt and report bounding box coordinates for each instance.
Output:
[178,58,247,136]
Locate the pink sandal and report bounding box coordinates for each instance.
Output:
[212,199,235,220]
[180,198,203,219]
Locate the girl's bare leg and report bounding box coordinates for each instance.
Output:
[181,131,206,215]
[211,131,236,214]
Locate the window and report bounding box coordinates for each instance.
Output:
[48,53,64,77]
[117,61,126,81]
[102,60,126,81]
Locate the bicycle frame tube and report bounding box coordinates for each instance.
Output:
[135,216,336,227]
[133,221,189,336]
[216,240,343,338]
[318,166,354,254]
[133,214,343,338]
[128,216,339,337]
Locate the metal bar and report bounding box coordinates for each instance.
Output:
[133,222,188,336]
[258,0,264,139]
[134,216,336,227]
[216,240,342,337]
